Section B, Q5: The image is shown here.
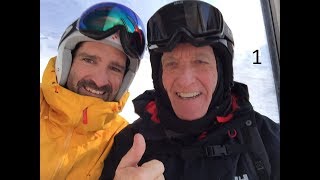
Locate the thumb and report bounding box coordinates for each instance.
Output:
[117,133,146,168]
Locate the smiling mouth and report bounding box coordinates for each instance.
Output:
[84,86,105,95]
[176,92,201,99]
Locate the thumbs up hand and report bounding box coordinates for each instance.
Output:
[114,133,165,180]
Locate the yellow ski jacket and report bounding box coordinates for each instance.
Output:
[40,57,129,180]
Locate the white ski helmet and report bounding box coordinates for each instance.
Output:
[56,2,146,101]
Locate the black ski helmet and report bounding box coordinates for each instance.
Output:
[56,2,146,101]
[147,0,234,96]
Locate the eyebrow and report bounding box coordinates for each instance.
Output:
[76,52,98,60]
[77,52,126,71]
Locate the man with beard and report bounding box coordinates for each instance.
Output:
[40,2,164,180]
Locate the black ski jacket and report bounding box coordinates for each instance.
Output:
[100,82,280,180]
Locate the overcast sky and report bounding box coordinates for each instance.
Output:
[40,0,279,123]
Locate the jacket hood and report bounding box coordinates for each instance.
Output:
[40,57,129,132]
[133,90,156,117]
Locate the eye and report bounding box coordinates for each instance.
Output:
[82,57,95,64]
[110,66,123,73]
[163,60,178,68]
[194,59,208,64]
[166,61,176,67]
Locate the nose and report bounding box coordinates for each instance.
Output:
[91,67,110,87]
[175,64,195,87]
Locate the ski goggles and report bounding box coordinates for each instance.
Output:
[77,2,146,59]
[147,0,233,52]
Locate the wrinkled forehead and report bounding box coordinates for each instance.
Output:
[161,43,215,60]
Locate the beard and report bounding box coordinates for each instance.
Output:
[71,79,114,101]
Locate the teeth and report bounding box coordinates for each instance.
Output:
[84,86,104,95]
[177,92,200,98]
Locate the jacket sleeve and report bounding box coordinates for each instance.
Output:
[255,112,280,180]
[99,125,135,180]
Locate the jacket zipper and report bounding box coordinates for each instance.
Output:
[50,127,74,180]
